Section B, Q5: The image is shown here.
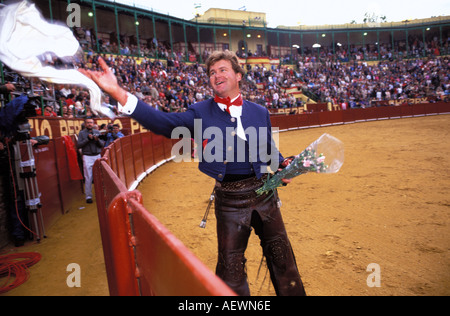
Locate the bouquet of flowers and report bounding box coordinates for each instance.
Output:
[256,133,344,196]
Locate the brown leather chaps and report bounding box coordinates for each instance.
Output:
[214,176,306,296]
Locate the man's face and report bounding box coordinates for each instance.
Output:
[85,119,94,130]
[209,59,242,98]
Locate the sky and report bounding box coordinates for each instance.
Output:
[109,0,450,27]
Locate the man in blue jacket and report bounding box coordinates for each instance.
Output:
[104,124,124,147]
[81,51,306,296]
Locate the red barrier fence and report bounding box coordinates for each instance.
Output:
[24,135,84,231]
[93,132,236,296]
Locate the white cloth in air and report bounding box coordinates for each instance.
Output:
[0,1,113,118]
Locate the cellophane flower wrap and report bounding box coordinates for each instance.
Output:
[256,133,344,196]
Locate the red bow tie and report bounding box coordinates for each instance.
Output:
[214,94,243,114]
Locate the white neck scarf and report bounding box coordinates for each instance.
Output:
[216,94,247,141]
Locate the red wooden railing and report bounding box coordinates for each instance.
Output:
[93,132,235,296]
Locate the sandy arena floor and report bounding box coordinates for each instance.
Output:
[2,114,450,296]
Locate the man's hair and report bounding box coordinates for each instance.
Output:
[205,50,245,78]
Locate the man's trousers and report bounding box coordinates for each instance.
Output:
[214,176,306,296]
[82,154,100,200]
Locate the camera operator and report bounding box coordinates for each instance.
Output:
[0,95,50,245]
[105,123,124,147]
[77,118,104,204]
[0,132,40,246]
[0,82,15,107]
[0,132,26,247]
[0,82,16,95]
[97,123,109,142]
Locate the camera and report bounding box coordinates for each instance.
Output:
[14,96,41,141]
[15,96,39,124]
[0,95,35,137]
[0,94,49,145]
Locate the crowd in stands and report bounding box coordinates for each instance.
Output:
[295,54,450,108]
[79,52,450,116]
[1,31,449,118]
[74,26,450,63]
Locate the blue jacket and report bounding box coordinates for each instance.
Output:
[131,98,284,181]
[105,131,124,147]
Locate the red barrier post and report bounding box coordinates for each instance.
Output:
[93,159,128,295]
[106,191,142,296]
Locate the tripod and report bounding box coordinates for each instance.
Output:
[12,124,47,243]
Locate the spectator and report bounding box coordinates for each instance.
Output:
[134,87,145,100]
[74,101,85,116]
[83,108,96,119]
[61,105,74,119]
[59,84,71,98]
[35,104,57,117]
[105,123,124,147]
[43,104,57,117]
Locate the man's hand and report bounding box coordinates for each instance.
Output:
[88,134,99,141]
[279,156,294,185]
[5,83,15,92]
[79,57,128,105]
